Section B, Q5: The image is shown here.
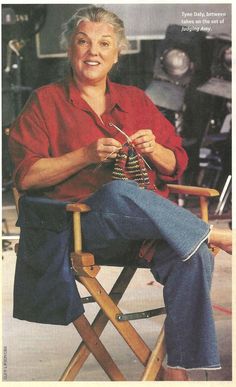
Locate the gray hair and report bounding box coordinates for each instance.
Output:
[60,6,129,53]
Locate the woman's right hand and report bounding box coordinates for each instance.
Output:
[86,137,122,164]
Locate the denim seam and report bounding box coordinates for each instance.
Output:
[166,365,222,370]
[181,226,211,262]
[94,210,149,221]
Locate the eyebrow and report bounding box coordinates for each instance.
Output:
[75,31,113,39]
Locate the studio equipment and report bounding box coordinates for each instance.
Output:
[2,5,47,189]
[145,24,209,112]
[196,34,231,212]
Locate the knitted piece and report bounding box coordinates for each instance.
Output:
[112,143,159,262]
[112,143,157,191]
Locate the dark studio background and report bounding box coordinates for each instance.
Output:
[2,3,232,219]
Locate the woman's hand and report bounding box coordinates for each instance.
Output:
[130,129,176,176]
[19,138,121,190]
[130,129,156,155]
[87,137,122,163]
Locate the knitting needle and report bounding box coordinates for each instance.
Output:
[108,123,152,169]
[93,145,123,172]
[109,122,132,143]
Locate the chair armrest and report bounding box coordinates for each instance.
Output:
[167,184,219,197]
[66,203,91,213]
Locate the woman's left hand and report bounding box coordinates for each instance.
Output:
[129,129,156,155]
[130,129,177,176]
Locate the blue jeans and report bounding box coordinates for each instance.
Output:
[81,180,221,370]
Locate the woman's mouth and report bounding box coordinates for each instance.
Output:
[84,60,100,66]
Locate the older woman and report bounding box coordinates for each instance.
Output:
[9,6,231,381]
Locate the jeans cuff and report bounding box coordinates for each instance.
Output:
[182,226,212,262]
[166,364,222,371]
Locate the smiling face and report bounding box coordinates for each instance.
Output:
[68,21,119,86]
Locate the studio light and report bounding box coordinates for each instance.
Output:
[161,48,192,79]
[197,36,231,100]
[146,24,209,111]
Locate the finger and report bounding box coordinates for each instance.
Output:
[135,141,155,153]
[101,138,122,147]
[102,148,120,162]
[99,145,121,156]
[132,134,155,146]
[131,134,155,146]
[136,143,153,151]
[130,129,153,141]
[106,151,119,159]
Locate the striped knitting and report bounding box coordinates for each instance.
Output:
[112,143,156,190]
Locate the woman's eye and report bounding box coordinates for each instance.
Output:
[77,39,88,46]
[100,41,110,47]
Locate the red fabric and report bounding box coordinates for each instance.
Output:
[9,77,188,202]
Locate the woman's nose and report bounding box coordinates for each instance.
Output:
[89,42,98,56]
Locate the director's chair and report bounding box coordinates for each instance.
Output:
[54,183,219,381]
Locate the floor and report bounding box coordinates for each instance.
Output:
[2,190,233,383]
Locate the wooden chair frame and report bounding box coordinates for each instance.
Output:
[58,183,219,381]
[6,128,219,380]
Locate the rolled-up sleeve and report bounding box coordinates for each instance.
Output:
[9,92,50,190]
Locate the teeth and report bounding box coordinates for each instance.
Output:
[85,61,100,66]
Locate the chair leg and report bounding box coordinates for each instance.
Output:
[141,326,166,381]
[60,266,137,381]
[61,267,166,382]
[73,314,126,381]
[79,275,152,365]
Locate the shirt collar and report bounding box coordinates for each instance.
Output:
[106,79,128,113]
[65,76,128,113]
[65,76,87,109]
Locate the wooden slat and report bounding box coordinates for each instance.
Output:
[200,196,209,222]
[72,212,83,252]
[141,326,166,381]
[66,203,91,212]
[71,252,95,267]
[60,266,137,381]
[74,265,100,278]
[168,184,219,197]
[73,314,125,381]
[79,275,152,366]
[69,205,90,253]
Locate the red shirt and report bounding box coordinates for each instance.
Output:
[9,78,188,201]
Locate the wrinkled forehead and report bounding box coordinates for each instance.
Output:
[74,20,116,39]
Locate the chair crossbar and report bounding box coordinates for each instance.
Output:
[116,306,166,321]
[78,274,152,365]
[81,295,166,322]
[61,266,166,381]
[60,266,139,380]
[81,292,121,304]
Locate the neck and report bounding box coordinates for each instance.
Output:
[73,76,107,98]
